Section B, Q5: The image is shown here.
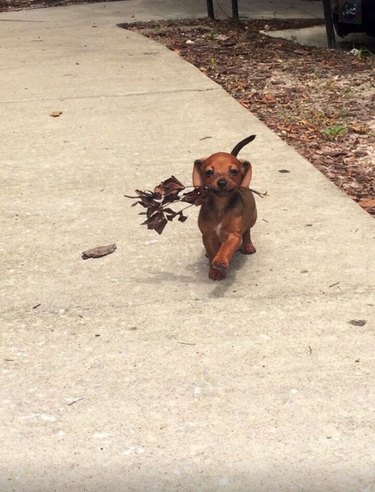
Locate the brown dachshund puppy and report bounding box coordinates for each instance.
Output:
[193,136,257,281]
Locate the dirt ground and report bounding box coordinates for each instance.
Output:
[1,0,374,216]
[125,19,375,217]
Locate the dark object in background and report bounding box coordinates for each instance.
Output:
[206,0,239,20]
[332,0,375,36]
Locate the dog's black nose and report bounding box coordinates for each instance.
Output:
[217,179,228,189]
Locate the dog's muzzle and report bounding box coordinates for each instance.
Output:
[217,178,228,190]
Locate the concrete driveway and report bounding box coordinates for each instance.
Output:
[0,1,374,491]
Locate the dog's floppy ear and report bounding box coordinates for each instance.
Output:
[240,159,252,188]
[192,158,206,187]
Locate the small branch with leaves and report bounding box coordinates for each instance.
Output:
[125,175,266,234]
[124,176,209,234]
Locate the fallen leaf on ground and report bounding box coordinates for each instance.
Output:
[82,244,117,260]
[348,319,367,327]
[359,198,375,212]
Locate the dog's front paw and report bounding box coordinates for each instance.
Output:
[209,267,227,281]
[211,256,229,271]
[241,243,256,255]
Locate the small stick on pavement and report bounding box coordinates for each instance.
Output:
[328,281,340,288]
[67,397,84,406]
[82,244,117,260]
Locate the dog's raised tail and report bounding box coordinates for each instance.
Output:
[230,135,256,157]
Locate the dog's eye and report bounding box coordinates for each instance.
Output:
[230,169,239,176]
[205,169,214,177]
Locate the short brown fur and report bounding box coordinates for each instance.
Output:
[193,151,257,280]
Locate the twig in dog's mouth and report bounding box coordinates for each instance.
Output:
[249,188,267,198]
[125,175,266,234]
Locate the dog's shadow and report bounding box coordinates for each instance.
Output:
[208,251,248,298]
[142,250,250,298]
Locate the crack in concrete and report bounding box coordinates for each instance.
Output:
[0,19,47,22]
[0,87,218,105]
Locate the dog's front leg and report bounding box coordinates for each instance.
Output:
[205,241,226,280]
[201,234,227,280]
[211,232,242,272]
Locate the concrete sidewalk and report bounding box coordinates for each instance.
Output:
[0,0,324,22]
[0,1,374,491]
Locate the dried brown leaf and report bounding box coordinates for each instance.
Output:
[154,176,185,195]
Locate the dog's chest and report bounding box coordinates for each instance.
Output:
[213,212,233,241]
[215,221,224,239]
[200,201,236,241]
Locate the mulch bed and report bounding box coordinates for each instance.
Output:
[125,19,375,217]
